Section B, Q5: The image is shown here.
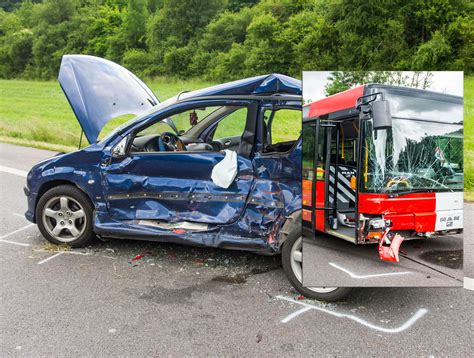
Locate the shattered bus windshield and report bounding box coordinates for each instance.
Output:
[361,92,463,193]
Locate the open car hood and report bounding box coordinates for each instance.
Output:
[58,55,159,144]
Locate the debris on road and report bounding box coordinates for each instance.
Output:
[42,242,71,252]
[131,254,144,262]
[129,251,154,263]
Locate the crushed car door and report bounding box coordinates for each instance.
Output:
[101,103,258,225]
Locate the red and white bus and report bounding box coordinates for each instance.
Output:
[302,84,463,257]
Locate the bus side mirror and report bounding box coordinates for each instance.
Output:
[372,100,392,130]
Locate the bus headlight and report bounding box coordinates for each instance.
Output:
[369,218,387,229]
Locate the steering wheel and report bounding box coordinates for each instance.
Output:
[385,177,411,190]
[160,132,187,151]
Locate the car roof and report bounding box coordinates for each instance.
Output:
[178,74,301,100]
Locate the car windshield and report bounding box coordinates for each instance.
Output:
[99,96,179,144]
[361,93,463,193]
[167,106,221,135]
[99,96,223,143]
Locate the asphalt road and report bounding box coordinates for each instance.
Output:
[1,142,473,356]
[303,232,464,287]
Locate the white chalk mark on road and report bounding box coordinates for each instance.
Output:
[281,306,313,323]
[0,223,35,242]
[329,262,412,279]
[13,213,27,219]
[0,238,31,247]
[34,249,91,256]
[464,277,474,291]
[34,250,91,264]
[277,295,428,334]
[37,252,64,265]
[0,165,28,178]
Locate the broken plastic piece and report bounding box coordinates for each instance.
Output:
[131,254,143,261]
[378,233,405,262]
[130,251,154,262]
[211,150,238,189]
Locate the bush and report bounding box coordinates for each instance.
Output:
[0,28,33,78]
[163,44,196,78]
[412,31,452,70]
[122,48,153,77]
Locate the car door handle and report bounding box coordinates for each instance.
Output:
[224,140,231,146]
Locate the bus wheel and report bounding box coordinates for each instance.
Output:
[282,224,352,302]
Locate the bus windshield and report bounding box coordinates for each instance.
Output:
[361,93,463,193]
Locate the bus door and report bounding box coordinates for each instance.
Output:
[302,118,330,234]
[325,119,359,242]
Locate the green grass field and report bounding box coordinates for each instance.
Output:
[0,77,472,198]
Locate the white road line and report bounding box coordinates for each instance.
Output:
[0,223,35,240]
[0,165,28,178]
[464,277,474,290]
[329,262,412,279]
[12,213,26,219]
[0,238,30,247]
[37,252,64,265]
[277,295,428,334]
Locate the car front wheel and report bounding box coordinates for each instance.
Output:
[36,185,96,247]
[282,223,352,302]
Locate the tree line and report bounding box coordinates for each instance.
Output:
[0,0,472,81]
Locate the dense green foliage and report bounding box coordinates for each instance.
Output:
[0,0,472,81]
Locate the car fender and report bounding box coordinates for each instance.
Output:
[30,150,106,216]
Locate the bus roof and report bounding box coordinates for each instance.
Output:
[305,84,462,120]
[307,85,364,119]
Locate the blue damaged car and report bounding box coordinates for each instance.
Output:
[24,55,350,301]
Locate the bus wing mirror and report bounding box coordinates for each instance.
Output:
[372,100,392,130]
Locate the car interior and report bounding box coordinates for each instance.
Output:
[128,105,301,155]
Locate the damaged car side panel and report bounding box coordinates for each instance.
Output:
[103,151,255,224]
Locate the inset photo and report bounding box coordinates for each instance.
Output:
[302,71,464,287]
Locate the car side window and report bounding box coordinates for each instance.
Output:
[212,107,248,141]
[266,108,301,144]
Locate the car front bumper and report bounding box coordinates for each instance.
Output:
[24,185,37,223]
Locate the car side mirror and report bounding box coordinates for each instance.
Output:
[112,136,129,157]
[372,100,392,130]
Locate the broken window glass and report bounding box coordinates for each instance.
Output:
[360,91,463,193]
[361,117,463,193]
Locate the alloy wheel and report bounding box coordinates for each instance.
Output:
[42,195,87,242]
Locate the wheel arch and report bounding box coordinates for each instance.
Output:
[34,180,94,220]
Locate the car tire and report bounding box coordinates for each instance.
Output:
[282,219,352,302]
[36,185,96,248]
